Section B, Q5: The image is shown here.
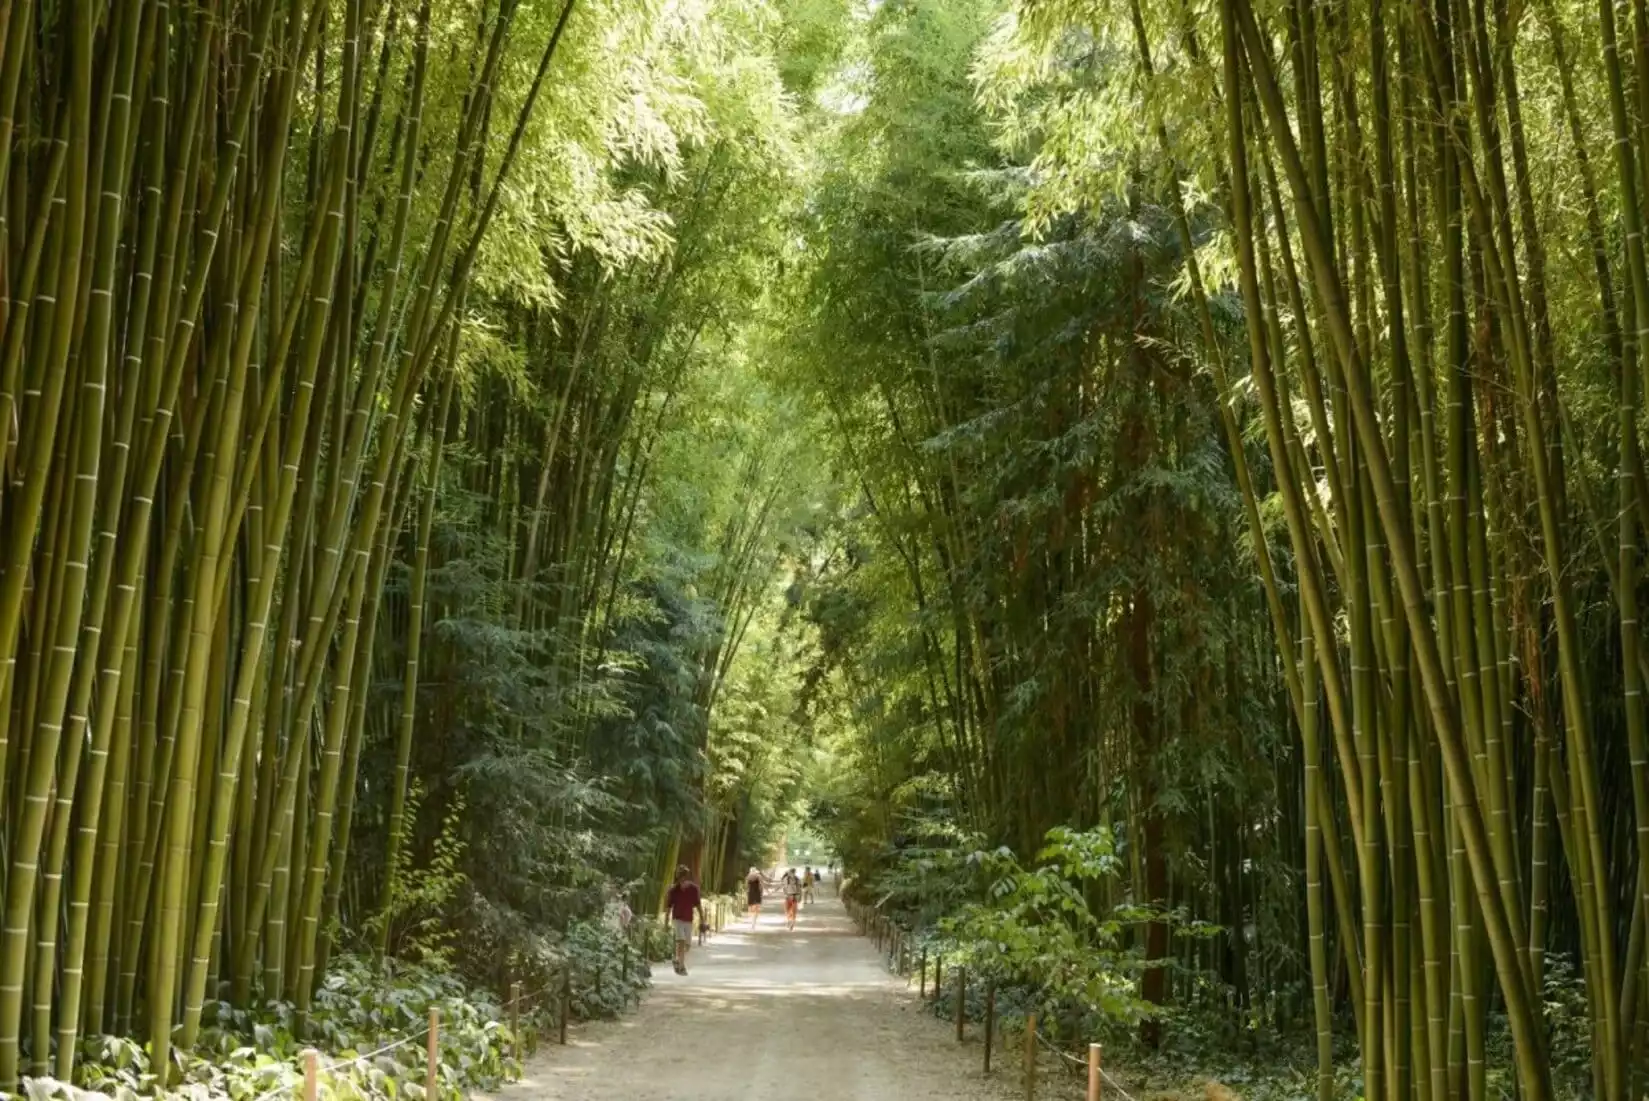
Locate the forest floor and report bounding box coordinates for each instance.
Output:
[486,888,1151,1101]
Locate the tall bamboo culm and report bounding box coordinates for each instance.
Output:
[0,0,581,1089]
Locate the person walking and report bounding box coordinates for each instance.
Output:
[802,866,816,906]
[605,883,633,934]
[665,865,705,975]
[780,868,802,930]
[745,866,766,929]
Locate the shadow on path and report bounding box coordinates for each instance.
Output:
[491,889,1025,1100]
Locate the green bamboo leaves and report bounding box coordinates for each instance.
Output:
[1076,0,1649,1088]
[0,0,589,1089]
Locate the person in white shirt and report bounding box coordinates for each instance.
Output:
[604,884,633,933]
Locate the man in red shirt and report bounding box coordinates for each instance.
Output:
[664,865,704,975]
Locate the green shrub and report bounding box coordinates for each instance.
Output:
[32,956,520,1101]
[930,827,1155,1034]
[558,921,650,1021]
[16,911,675,1101]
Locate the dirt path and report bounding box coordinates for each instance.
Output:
[498,889,1016,1100]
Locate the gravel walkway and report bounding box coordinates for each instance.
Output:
[494,889,1020,1101]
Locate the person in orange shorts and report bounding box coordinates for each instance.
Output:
[780,867,801,930]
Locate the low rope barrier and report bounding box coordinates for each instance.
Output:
[243,929,657,1101]
[1035,1028,1087,1069]
[1032,1028,1144,1101]
[1098,1062,1143,1101]
[843,893,1152,1101]
[246,1007,441,1101]
[318,1029,425,1073]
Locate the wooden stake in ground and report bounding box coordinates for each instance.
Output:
[510,983,521,1062]
[303,1049,319,1101]
[560,969,571,1045]
[1088,1043,1101,1101]
[426,1008,440,1100]
[956,968,967,1041]
[984,983,996,1073]
[1024,1013,1038,1101]
[920,950,928,997]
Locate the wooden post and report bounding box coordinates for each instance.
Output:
[983,983,996,1073]
[920,949,927,998]
[559,968,571,1045]
[426,1007,440,1101]
[302,1049,319,1101]
[509,983,521,1061]
[955,967,967,1041]
[934,956,943,1001]
[1087,1043,1102,1101]
[1024,1013,1038,1101]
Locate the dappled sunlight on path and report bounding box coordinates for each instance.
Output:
[490,890,1020,1100]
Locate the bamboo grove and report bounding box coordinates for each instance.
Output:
[791,0,1294,1010]
[1087,0,1649,1088]
[782,0,1649,1097]
[0,0,821,1092]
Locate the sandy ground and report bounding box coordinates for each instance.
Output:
[493,889,1030,1101]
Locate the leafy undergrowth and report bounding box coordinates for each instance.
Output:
[904,965,1602,1101]
[17,922,651,1101]
[1065,956,1597,1101]
[867,826,1597,1101]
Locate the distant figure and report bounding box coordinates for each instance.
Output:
[665,865,705,975]
[605,885,632,934]
[802,866,816,905]
[746,866,765,929]
[781,868,802,930]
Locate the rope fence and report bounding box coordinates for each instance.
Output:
[245,1007,441,1101]
[243,914,682,1101]
[179,890,759,1101]
[1035,1027,1087,1068]
[320,1030,425,1070]
[844,896,1144,1101]
[1097,1062,1142,1101]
